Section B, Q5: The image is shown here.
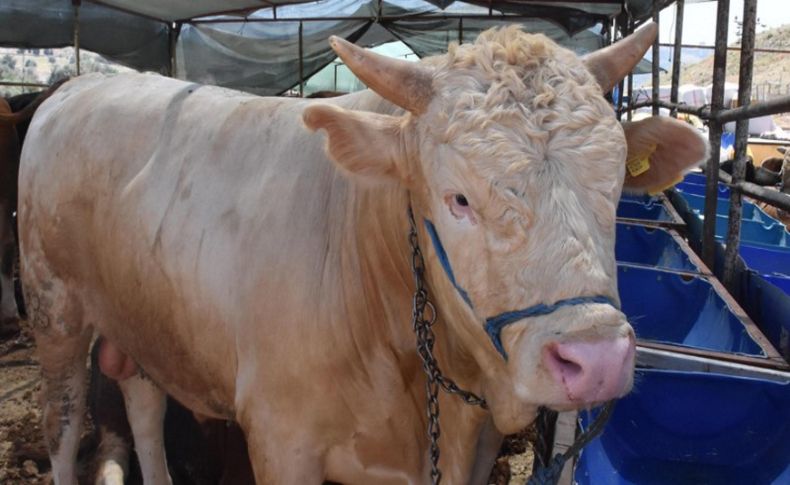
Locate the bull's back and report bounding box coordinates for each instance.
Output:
[19,73,341,416]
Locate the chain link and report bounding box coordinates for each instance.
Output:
[407,206,487,485]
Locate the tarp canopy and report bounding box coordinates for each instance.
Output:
[0,0,686,95]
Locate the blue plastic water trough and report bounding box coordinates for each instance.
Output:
[617,265,766,356]
[681,191,774,223]
[676,181,731,198]
[575,369,790,485]
[617,199,675,222]
[740,244,790,278]
[615,224,701,273]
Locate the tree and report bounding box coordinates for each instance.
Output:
[1,54,16,70]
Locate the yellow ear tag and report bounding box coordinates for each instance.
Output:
[626,143,657,178]
[626,157,651,177]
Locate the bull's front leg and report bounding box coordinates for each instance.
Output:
[237,396,325,484]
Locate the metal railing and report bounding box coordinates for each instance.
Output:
[621,0,790,289]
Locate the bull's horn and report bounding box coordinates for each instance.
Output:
[583,22,658,93]
[329,36,434,114]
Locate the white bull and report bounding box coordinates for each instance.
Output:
[20,24,706,484]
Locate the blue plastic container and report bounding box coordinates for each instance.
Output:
[741,272,790,359]
[683,172,708,184]
[740,244,790,278]
[575,369,790,485]
[676,181,731,198]
[615,224,701,273]
[617,199,675,222]
[681,192,774,223]
[618,265,765,356]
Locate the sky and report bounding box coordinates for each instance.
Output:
[659,0,790,45]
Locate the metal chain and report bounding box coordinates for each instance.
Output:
[407,206,487,485]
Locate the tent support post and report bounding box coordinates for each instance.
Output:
[670,0,684,118]
[723,0,757,289]
[73,0,81,75]
[702,0,731,270]
[299,21,304,97]
[168,22,181,78]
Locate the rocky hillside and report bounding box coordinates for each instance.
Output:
[660,24,790,94]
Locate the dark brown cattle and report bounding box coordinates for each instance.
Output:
[0,82,66,333]
[0,97,22,333]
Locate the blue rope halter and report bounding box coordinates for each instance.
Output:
[423,219,618,360]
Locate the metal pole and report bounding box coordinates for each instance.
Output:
[627,16,634,121]
[716,96,790,122]
[702,0,730,269]
[73,0,81,76]
[723,0,757,288]
[459,17,463,44]
[651,3,660,116]
[670,0,684,118]
[298,21,304,97]
[168,22,180,78]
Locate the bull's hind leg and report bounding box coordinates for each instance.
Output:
[25,278,92,485]
[119,371,173,485]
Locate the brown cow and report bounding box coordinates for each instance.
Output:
[0,83,66,334]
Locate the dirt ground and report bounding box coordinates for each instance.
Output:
[0,324,534,484]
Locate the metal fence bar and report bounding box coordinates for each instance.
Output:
[723,0,757,288]
[188,12,611,24]
[669,0,684,118]
[715,96,790,122]
[651,4,660,116]
[719,170,790,212]
[628,95,790,122]
[702,0,730,269]
[659,42,790,55]
[0,81,50,88]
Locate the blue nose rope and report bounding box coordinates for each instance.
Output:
[423,219,618,360]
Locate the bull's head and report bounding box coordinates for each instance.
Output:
[304,24,707,433]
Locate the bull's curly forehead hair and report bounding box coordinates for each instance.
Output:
[423,25,623,193]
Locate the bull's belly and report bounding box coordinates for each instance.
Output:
[87,286,238,419]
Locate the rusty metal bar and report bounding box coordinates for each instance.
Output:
[0,81,50,88]
[723,0,757,288]
[628,99,707,116]
[718,169,790,213]
[716,95,790,123]
[669,0,684,117]
[702,0,730,269]
[659,42,790,55]
[628,94,790,122]
[651,4,660,116]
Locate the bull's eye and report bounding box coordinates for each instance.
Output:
[447,193,475,222]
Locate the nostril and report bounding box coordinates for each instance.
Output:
[545,344,584,379]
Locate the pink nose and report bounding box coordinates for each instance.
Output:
[543,336,635,404]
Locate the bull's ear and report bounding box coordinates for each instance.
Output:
[622,116,708,193]
[303,103,408,185]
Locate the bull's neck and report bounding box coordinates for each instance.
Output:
[343,184,484,402]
